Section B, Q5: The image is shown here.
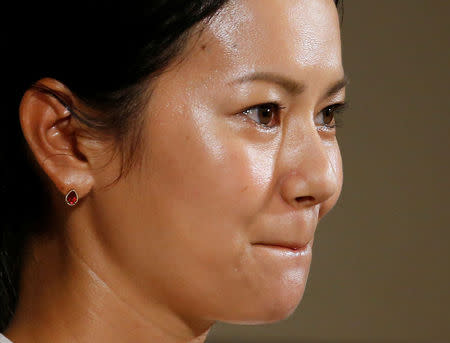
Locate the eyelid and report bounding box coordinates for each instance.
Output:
[320,101,348,113]
[241,101,286,112]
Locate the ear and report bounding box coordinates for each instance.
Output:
[19,78,96,203]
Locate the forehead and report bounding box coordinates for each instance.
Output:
[184,0,342,79]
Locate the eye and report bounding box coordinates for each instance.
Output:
[315,102,347,130]
[240,102,285,129]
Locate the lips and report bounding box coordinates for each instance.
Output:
[252,240,310,252]
[250,209,317,254]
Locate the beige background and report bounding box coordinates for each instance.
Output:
[208,1,450,342]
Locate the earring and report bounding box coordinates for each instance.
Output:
[65,189,79,206]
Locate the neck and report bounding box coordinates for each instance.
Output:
[5,218,214,343]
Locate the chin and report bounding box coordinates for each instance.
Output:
[219,278,308,325]
[255,281,307,324]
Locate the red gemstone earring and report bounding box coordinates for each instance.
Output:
[65,189,79,206]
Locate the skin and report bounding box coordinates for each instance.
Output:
[5,0,345,342]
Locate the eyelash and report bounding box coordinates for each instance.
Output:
[239,101,348,131]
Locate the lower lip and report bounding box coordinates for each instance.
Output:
[252,243,311,257]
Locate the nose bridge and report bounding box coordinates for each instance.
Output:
[279,115,338,209]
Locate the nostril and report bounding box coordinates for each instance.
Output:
[295,195,315,203]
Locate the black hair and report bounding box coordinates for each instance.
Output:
[0,0,342,331]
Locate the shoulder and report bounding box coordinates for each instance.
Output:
[0,333,13,343]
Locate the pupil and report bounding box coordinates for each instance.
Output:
[259,105,272,124]
[324,108,333,124]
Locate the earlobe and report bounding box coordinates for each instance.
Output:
[19,78,95,203]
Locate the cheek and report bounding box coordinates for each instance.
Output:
[143,108,264,236]
[135,102,279,309]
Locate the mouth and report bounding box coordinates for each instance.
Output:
[252,243,302,251]
[251,241,311,255]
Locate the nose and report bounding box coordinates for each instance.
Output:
[279,119,340,211]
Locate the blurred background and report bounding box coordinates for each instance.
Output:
[208,1,450,342]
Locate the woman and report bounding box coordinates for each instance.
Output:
[1,0,346,342]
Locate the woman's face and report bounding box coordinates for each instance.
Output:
[87,0,344,324]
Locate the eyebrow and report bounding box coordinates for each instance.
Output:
[230,71,348,99]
